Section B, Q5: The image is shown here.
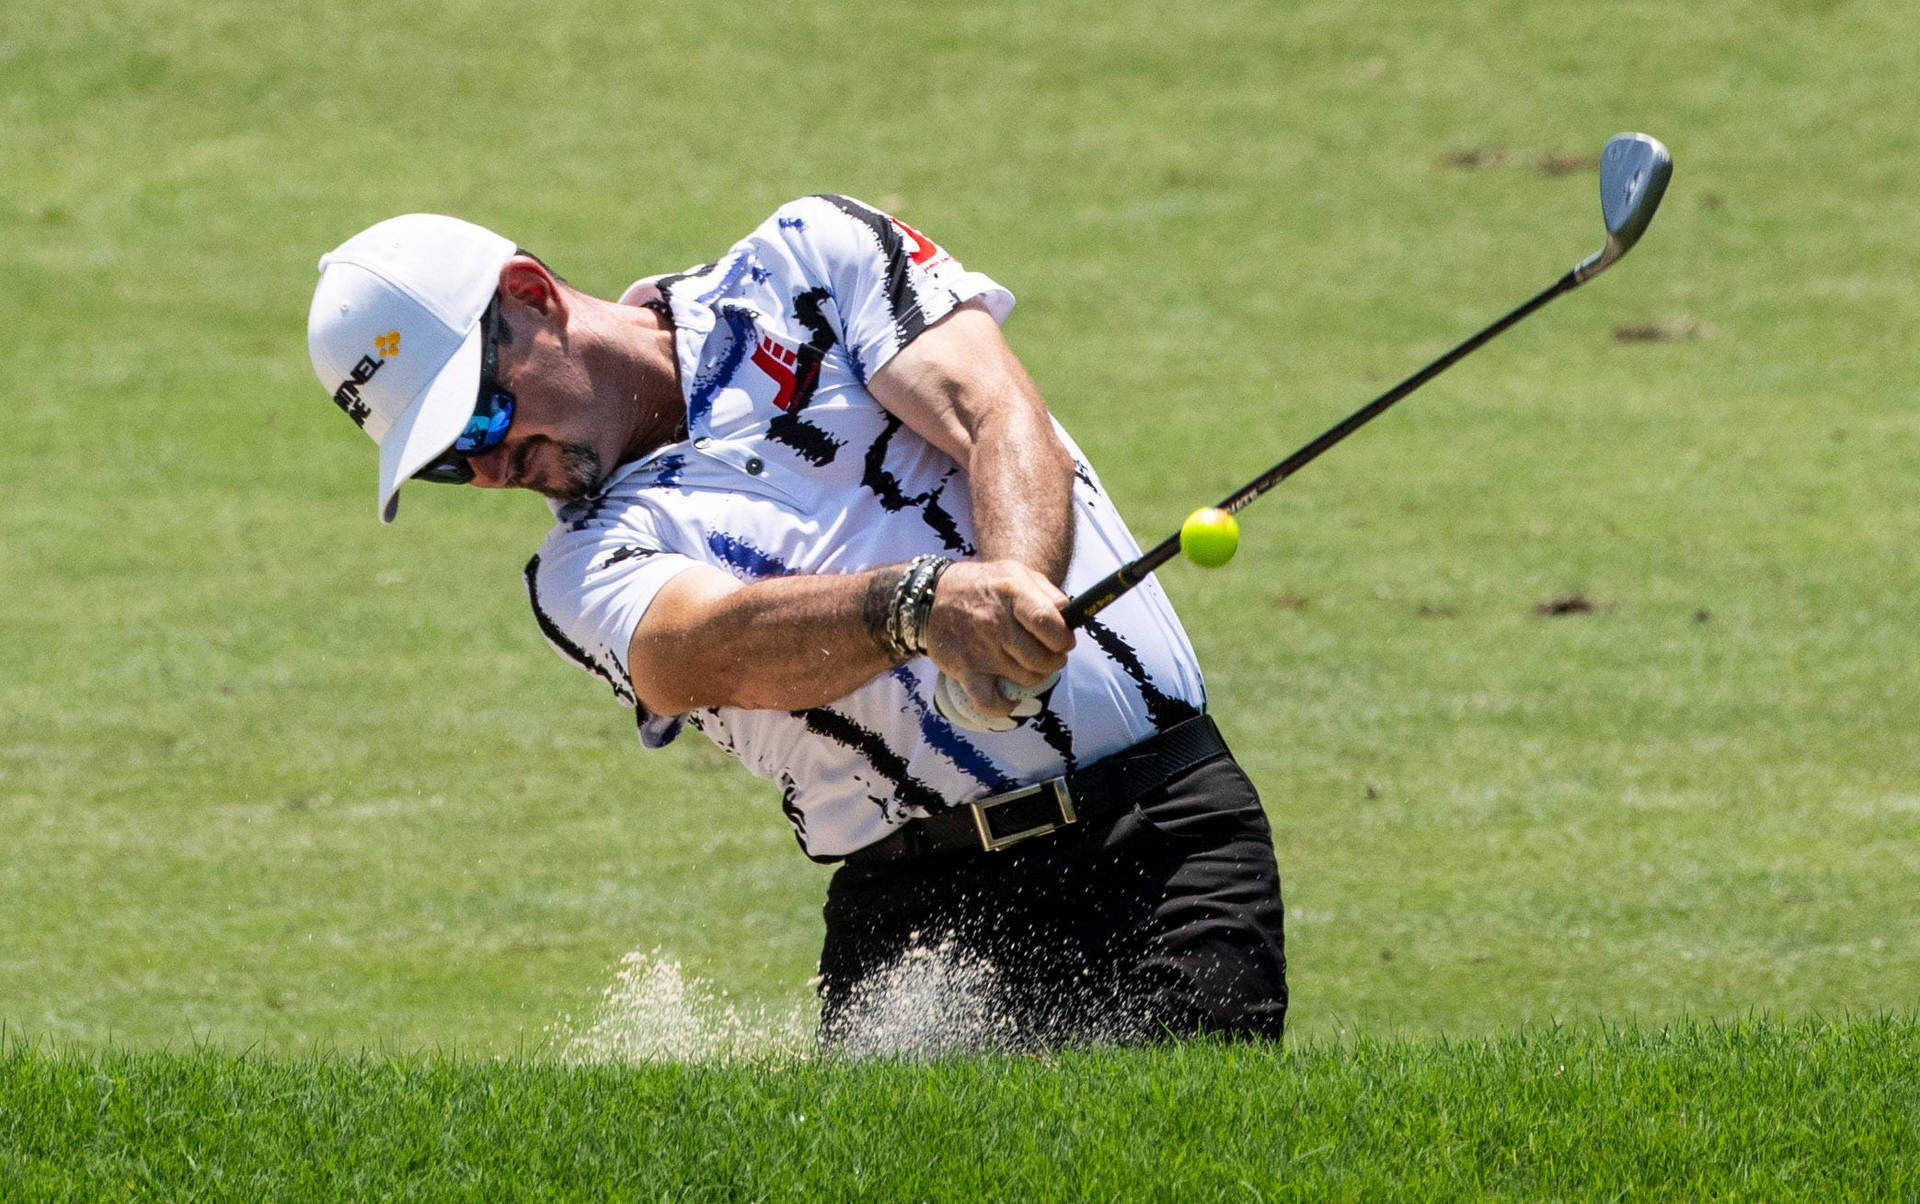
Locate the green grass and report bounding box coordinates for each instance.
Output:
[6,1018,1918,1200]
[3,0,1917,1066]
[6,1,1919,1191]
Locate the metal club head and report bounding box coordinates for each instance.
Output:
[1574,132,1672,283]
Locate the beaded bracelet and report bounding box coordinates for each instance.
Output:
[884,554,951,661]
[902,555,950,656]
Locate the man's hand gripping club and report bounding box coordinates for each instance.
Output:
[923,560,1073,732]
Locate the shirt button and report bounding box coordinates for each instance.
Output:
[694,437,712,450]
[745,457,765,475]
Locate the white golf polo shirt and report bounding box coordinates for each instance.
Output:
[525,195,1206,859]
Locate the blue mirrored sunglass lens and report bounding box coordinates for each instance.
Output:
[453,394,514,455]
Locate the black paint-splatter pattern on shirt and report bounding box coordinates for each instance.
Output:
[595,545,659,572]
[1082,617,1201,731]
[860,412,973,555]
[813,194,929,363]
[1028,704,1079,776]
[525,554,635,707]
[791,704,949,818]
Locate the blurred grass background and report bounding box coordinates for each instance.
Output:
[2,0,1915,1051]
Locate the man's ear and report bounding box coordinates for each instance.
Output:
[499,256,568,323]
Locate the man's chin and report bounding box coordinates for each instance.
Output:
[527,442,605,502]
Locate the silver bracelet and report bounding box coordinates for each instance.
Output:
[877,558,933,662]
[904,555,950,656]
[887,555,951,660]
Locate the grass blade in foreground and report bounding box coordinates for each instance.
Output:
[4,1018,1916,1201]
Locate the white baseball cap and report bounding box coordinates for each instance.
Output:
[307,214,518,523]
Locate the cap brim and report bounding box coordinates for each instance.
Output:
[374,320,485,524]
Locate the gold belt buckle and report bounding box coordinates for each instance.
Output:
[969,777,1078,852]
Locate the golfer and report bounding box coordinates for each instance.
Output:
[306,195,1287,1048]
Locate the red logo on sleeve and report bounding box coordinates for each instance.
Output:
[888,217,948,268]
[751,333,800,411]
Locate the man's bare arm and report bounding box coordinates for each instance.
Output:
[866,299,1076,581]
[627,566,883,714]
[626,300,1077,718]
[626,560,1069,716]
[868,299,1077,715]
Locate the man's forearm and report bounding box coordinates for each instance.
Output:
[963,402,1076,585]
[639,301,1081,718]
[631,569,903,714]
[866,302,1077,586]
[631,553,1072,719]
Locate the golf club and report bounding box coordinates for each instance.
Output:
[935,131,1672,733]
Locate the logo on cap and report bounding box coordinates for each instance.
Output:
[330,330,403,430]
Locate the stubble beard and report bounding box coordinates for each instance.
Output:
[516,437,606,502]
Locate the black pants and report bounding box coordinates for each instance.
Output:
[817,754,1288,1053]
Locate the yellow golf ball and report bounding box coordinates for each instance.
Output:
[1179,507,1239,568]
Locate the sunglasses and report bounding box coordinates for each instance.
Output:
[412,298,517,485]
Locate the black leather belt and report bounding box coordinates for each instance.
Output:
[842,714,1228,864]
